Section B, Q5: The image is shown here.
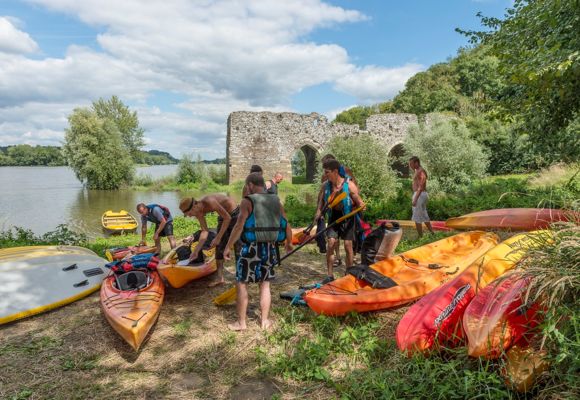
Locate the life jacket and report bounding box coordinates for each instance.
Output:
[106,253,160,274]
[242,193,287,243]
[145,204,171,224]
[323,178,352,216]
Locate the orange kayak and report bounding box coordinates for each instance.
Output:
[376,219,451,231]
[100,271,165,351]
[446,208,574,231]
[105,245,157,261]
[303,231,499,316]
[291,226,317,245]
[396,232,543,355]
[158,258,217,288]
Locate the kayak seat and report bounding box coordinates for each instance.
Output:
[115,270,150,291]
[347,264,398,289]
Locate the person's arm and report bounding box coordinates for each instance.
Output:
[140,216,148,245]
[223,199,251,261]
[413,171,427,206]
[348,181,365,210]
[265,180,272,190]
[152,207,166,240]
[208,199,232,248]
[189,214,209,261]
[280,202,294,253]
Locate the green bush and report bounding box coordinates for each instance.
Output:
[177,154,209,184]
[324,134,401,201]
[404,114,489,192]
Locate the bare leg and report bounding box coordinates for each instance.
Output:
[425,222,434,234]
[335,241,341,263]
[208,259,226,287]
[343,240,354,268]
[228,282,248,331]
[415,223,423,238]
[259,281,273,330]
[154,237,162,254]
[326,237,338,277]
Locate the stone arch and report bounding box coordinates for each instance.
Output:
[291,143,319,183]
[388,143,410,178]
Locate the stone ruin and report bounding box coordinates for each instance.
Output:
[226,111,422,183]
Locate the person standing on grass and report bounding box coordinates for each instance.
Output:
[223,172,293,331]
[179,194,241,287]
[409,156,434,237]
[265,172,283,194]
[136,203,176,254]
[314,159,365,282]
[242,164,264,197]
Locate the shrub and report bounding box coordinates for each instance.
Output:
[177,154,208,184]
[404,114,489,192]
[324,134,401,201]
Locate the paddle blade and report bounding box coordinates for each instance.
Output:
[213,286,237,305]
[328,191,347,209]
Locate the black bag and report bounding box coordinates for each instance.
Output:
[347,264,398,289]
[176,229,218,262]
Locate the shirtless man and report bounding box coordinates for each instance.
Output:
[179,194,240,287]
[409,156,434,238]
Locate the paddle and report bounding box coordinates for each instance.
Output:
[293,191,347,244]
[213,205,365,305]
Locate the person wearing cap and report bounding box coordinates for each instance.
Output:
[179,194,240,287]
[265,172,283,195]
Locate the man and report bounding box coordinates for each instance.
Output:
[314,159,365,281]
[223,172,293,331]
[409,156,434,237]
[265,172,283,194]
[179,194,240,287]
[136,203,176,253]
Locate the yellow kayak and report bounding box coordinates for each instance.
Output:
[157,242,217,288]
[101,210,138,234]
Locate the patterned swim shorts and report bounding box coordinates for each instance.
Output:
[236,242,277,283]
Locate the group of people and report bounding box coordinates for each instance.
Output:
[135,155,433,331]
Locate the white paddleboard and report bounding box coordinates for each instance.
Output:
[0,250,110,325]
[0,245,96,263]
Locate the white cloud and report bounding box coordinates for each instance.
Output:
[334,64,424,103]
[0,1,420,158]
[0,17,39,54]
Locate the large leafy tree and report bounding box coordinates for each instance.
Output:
[458,0,580,164]
[92,96,145,161]
[63,108,134,189]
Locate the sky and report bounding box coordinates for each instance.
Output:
[0,0,512,159]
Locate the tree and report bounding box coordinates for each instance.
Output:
[404,115,489,192]
[324,134,401,200]
[63,108,134,189]
[458,0,580,165]
[92,96,145,161]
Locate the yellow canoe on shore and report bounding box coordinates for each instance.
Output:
[101,210,138,234]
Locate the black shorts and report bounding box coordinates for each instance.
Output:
[326,211,355,241]
[155,221,174,237]
[216,207,240,260]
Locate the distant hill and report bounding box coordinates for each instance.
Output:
[136,149,179,165]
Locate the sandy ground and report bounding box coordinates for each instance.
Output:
[1,245,373,400]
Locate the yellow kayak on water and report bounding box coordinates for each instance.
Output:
[101,210,138,234]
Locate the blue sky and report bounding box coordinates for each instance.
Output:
[0,0,511,159]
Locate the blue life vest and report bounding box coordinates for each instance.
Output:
[324,178,352,216]
[242,194,287,243]
[145,204,171,224]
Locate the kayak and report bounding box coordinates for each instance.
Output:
[303,231,499,316]
[158,258,217,289]
[464,272,542,358]
[101,210,138,234]
[1,247,108,325]
[446,208,573,231]
[396,232,544,355]
[105,245,158,262]
[376,219,451,231]
[291,226,317,245]
[100,270,164,351]
[501,342,549,393]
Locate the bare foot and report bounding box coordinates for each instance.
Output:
[228,322,247,331]
[261,319,274,330]
[208,280,225,288]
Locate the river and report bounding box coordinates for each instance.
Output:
[0,165,187,238]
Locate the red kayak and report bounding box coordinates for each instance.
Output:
[446,208,574,231]
[464,272,542,358]
[396,232,543,355]
[375,220,450,231]
[105,245,157,261]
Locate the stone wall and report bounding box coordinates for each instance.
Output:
[226,111,422,183]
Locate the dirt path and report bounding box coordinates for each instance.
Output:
[0,246,361,400]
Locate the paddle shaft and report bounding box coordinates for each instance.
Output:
[277,206,364,266]
[303,191,346,235]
